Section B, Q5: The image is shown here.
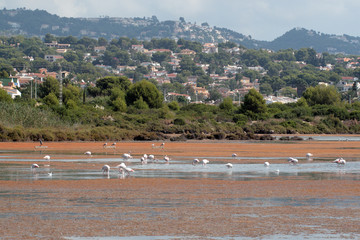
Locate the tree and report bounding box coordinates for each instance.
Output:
[0,88,12,102]
[260,83,273,96]
[219,97,234,112]
[38,77,60,98]
[241,89,267,117]
[302,85,341,106]
[95,76,131,96]
[126,80,163,108]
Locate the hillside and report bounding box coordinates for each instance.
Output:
[1,8,360,54]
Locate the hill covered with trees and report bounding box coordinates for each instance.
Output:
[1,33,360,141]
[2,8,360,55]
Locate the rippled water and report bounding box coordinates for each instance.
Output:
[1,154,360,181]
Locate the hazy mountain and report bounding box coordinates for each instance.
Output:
[1,8,360,55]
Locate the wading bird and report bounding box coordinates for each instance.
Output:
[225,163,233,168]
[193,158,200,165]
[122,153,132,161]
[333,158,346,165]
[117,163,134,176]
[84,151,92,157]
[306,153,313,161]
[164,155,170,162]
[202,159,209,166]
[102,165,110,174]
[264,161,270,167]
[31,163,39,173]
[288,157,298,165]
[232,153,237,158]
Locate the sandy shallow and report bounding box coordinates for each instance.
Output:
[1,140,360,239]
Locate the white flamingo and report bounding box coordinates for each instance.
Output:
[264,161,270,167]
[193,158,200,165]
[148,154,155,162]
[306,153,313,161]
[140,157,147,165]
[164,155,170,162]
[111,142,116,146]
[202,159,209,166]
[123,153,133,161]
[43,155,51,166]
[225,163,233,168]
[288,157,299,165]
[333,158,346,165]
[232,153,237,158]
[31,163,39,173]
[160,142,165,148]
[84,151,92,157]
[102,165,110,174]
[117,163,134,176]
[103,142,108,148]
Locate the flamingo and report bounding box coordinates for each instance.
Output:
[148,154,155,162]
[164,155,170,162]
[288,157,299,165]
[160,142,165,148]
[102,165,110,174]
[103,142,108,148]
[225,163,233,168]
[306,153,313,161]
[116,163,134,176]
[122,153,132,161]
[202,159,209,166]
[333,158,346,165]
[111,142,116,146]
[140,157,147,165]
[193,158,200,165]
[43,155,51,166]
[84,151,92,156]
[232,153,237,158]
[264,161,270,167]
[31,163,39,173]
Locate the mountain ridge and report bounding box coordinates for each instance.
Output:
[1,8,360,55]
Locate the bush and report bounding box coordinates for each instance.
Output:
[174,118,186,125]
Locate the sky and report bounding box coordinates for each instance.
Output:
[0,0,359,41]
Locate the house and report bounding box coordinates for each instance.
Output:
[44,55,64,62]
[203,43,218,54]
[336,77,359,92]
[131,45,145,52]
[0,78,21,99]
[180,49,196,56]
[94,46,106,53]
[166,92,191,102]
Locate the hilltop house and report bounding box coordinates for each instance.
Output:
[0,78,21,98]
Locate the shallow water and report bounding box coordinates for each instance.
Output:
[1,154,360,181]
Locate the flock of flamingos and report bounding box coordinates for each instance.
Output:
[30,142,347,177]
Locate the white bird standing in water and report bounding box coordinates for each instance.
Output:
[31,163,39,173]
[333,157,346,165]
[264,161,270,167]
[84,151,92,157]
[288,157,299,165]
[140,157,147,165]
[225,163,233,168]
[123,153,132,161]
[232,153,237,158]
[164,155,170,162]
[43,155,51,166]
[148,154,155,162]
[202,159,209,166]
[306,153,313,161]
[117,163,134,176]
[102,165,110,174]
[193,159,200,165]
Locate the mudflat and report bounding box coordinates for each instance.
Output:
[1,140,360,239]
